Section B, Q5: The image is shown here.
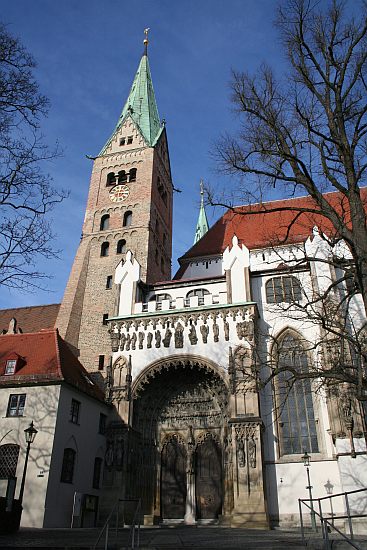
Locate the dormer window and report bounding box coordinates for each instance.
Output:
[5,360,16,375]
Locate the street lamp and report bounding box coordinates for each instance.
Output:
[18,421,38,505]
[302,450,317,531]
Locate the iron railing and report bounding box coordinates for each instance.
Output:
[93,498,141,550]
[299,487,367,549]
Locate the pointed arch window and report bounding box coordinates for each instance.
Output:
[274,333,319,456]
[123,211,132,227]
[100,214,110,231]
[60,448,76,483]
[100,242,109,257]
[266,276,302,304]
[106,172,116,186]
[117,239,126,254]
[129,168,137,182]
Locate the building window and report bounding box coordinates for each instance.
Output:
[106,275,113,289]
[274,333,319,456]
[123,211,132,227]
[98,355,105,371]
[0,444,20,479]
[102,314,109,325]
[119,137,126,146]
[106,172,116,186]
[129,168,137,182]
[99,413,106,434]
[5,359,17,375]
[100,214,110,231]
[265,276,302,304]
[70,399,80,424]
[7,394,26,417]
[116,239,126,254]
[60,448,76,483]
[118,170,127,183]
[127,136,133,145]
[186,288,210,306]
[93,457,103,489]
[100,242,109,257]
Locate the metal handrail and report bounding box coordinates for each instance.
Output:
[299,487,367,550]
[93,498,141,550]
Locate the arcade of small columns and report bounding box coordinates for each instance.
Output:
[106,304,269,527]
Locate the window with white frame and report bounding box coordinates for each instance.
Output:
[7,394,26,417]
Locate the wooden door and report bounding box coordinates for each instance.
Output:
[161,439,187,519]
[195,437,222,519]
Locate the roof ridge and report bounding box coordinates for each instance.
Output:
[0,303,60,312]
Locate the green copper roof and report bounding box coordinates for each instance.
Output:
[194,180,209,244]
[100,53,162,154]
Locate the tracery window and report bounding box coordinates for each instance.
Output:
[266,276,302,304]
[0,444,20,478]
[275,333,319,456]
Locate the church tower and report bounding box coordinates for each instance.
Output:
[56,33,173,372]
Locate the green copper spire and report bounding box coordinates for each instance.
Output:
[194,179,209,244]
[100,30,163,155]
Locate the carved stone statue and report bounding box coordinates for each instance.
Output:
[223,319,230,341]
[138,331,145,349]
[236,320,254,342]
[131,332,137,350]
[155,330,161,348]
[174,322,184,348]
[147,332,153,348]
[200,324,209,344]
[125,333,131,351]
[188,325,198,345]
[163,328,172,347]
[237,439,245,468]
[213,322,219,342]
[120,333,126,351]
[249,437,256,468]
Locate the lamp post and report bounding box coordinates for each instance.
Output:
[18,421,38,505]
[302,451,317,531]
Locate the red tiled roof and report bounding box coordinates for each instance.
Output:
[0,329,105,402]
[174,189,367,278]
[0,304,60,334]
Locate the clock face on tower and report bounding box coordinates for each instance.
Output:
[109,184,130,203]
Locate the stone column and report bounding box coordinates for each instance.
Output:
[184,430,196,524]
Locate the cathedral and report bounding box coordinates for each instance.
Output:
[0,35,367,531]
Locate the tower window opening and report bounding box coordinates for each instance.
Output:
[117,239,126,254]
[106,172,116,186]
[155,249,159,265]
[129,168,137,182]
[123,211,132,227]
[161,257,164,272]
[100,214,110,231]
[127,136,133,145]
[102,314,109,326]
[100,242,109,257]
[119,137,126,146]
[163,233,167,247]
[118,170,127,183]
[106,275,113,289]
[98,355,105,371]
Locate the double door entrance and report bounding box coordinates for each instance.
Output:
[161,434,222,521]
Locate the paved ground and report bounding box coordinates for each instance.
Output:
[0,525,366,549]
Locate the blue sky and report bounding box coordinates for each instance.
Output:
[2,0,286,309]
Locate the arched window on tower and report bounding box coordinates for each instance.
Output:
[118,170,127,184]
[100,242,109,257]
[186,288,210,306]
[129,168,137,182]
[274,332,319,456]
[100,214,110,231]
[106,172,116,186]
[116,239,126,254]
[265,276,302,304]
[123,211,132,227]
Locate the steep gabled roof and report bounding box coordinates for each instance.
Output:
[0,304,60,334]
[100,53,162,154]
[175,188,367,278]
[0,329,105,402]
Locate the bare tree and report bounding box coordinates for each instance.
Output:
[211,0,367,400]
[0,23,67,291]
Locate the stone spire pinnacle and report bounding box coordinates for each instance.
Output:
[194,179,209,244]
[100,30,162,154]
